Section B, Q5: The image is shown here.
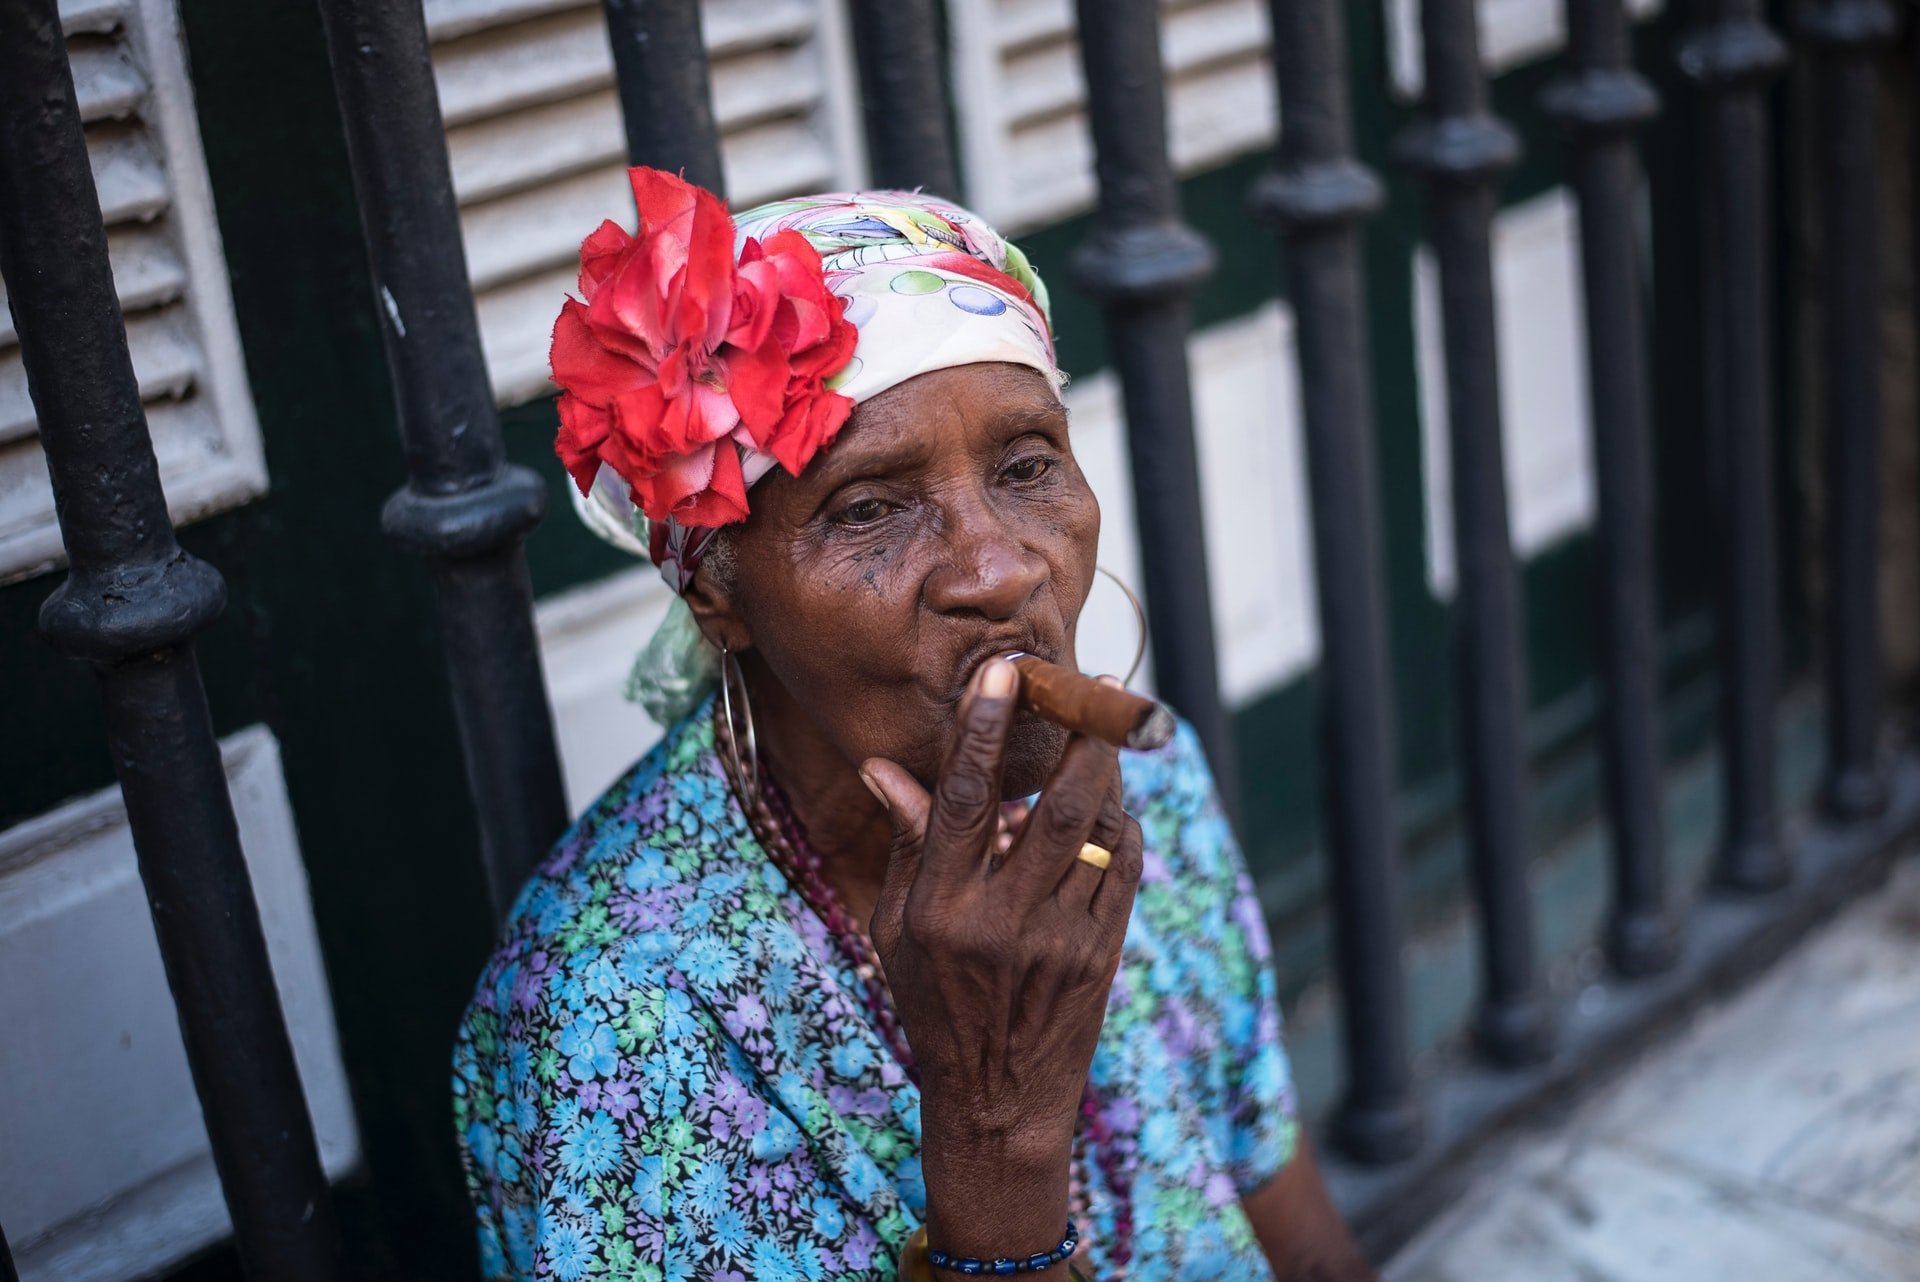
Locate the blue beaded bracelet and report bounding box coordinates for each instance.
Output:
[927,1221,1079,1275]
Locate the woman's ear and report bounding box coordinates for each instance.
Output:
[680,560,753,656]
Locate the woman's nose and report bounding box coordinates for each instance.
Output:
[925,515,1048,620]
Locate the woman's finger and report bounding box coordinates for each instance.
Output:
[918,657,1019,893]
[998,727,1119,910]
[861,757,932,948]
[1053,766,1128,913]
[1086,809,1145,941]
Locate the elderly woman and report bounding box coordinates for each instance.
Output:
[453,169,1374,1282]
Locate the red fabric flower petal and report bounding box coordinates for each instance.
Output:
[577,220,632,297]
[554,394,613,495]
[548,167,859,543]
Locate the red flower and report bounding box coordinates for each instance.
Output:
[551,168,856,529]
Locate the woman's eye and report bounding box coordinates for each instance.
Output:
[1005,455,1051,483]
[840,497,891,525]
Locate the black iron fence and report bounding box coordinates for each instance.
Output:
[1,0,1914,1271]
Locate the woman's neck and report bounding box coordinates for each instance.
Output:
[736,659,896,929]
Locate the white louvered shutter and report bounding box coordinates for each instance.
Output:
[428,0,869,407]
[0,0,266,584]
[946,0,1276,233]
[1384,0,1665,99]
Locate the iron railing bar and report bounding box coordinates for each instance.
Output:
[0,1,346,1275]
[1251,0,1422,1162]
[1677,0,1791,892]
[1068,0,1241,822]
[0,1219,16,1282]
[1800,0,1897,819]
[846,0,960,194]
[315,0,569,921]
[1396,0,1554,1065]
[1327,746,1920,1257]
[1545,0,1681,976]
[600,0,726,194]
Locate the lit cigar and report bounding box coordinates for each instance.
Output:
[1007,653,1176,751]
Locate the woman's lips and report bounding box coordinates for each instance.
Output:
[951,640,1040,704]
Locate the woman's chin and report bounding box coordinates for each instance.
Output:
[1001,712,1071,800]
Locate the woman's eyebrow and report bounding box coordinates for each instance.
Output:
[995,405,1070,436]
[809,439,932,487]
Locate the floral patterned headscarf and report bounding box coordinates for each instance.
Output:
[550,169,1063,721]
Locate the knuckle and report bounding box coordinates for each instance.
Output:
[937,763,996,814]
[1040,792,1098,840]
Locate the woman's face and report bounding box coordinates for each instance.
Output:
[697,362,1100,797]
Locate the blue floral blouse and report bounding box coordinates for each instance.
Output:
[452,699,1297,1280]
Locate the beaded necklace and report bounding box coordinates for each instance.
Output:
[715,707,1135,1273]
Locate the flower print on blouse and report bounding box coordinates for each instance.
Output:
[451,706,1298,1281]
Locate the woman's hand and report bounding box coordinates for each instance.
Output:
[860,656,1145,1263]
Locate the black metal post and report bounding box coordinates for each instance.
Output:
[1396,0,1553,1066]
[1545,0,1681,976]
[1678,0,1791,891]
[0,2,346,1276]
[600,0,727,194]
[1068,0,1240,818]
[0,1220,15,1282]
[1801,0,1896,819]
[1250,0,1421,1161]
[316,0,569,920]
[847,0,961,195]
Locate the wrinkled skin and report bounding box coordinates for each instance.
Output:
[683,362,1373,1280]
[690,361,1095,804]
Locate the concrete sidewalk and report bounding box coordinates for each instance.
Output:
[1386,856,1920,1282]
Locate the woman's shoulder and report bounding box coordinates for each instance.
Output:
[462,702,769,1026]
[1118,716,1233,858]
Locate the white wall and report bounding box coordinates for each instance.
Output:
[0,728,359,1282]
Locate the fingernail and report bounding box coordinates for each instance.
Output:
[1096,674,1122,689]
[859,769,886,807]
[981,658,1016,699]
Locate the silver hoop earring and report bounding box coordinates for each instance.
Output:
[1096,563,1148,687]
[718,643,759,797]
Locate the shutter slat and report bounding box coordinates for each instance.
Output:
[449,92,624,204]
[70,37,148,122]
[58,0,128,35]
[0,225,186,347]
[706,0,815,58]
[1163,0,1269,78]
[0,306,200,445]
[1002,35,1081,128]
[90,126,170,225]
[433,9,608,127]
[995,0,1074,54]
[463,166,632,291]
[721,117,837,205]
[477,265,576,406]
[424,0,581,41]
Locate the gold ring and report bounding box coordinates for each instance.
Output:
[1076,842,1112,871]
